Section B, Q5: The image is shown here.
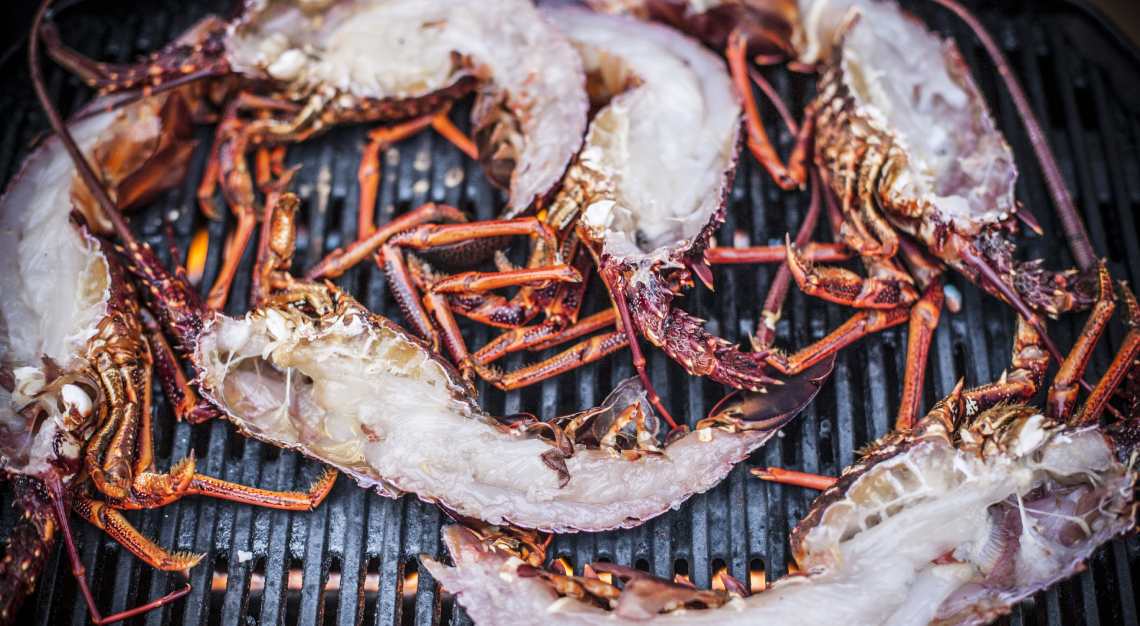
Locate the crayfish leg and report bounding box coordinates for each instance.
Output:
[1046,264,1115,421]
[895,282,945,431]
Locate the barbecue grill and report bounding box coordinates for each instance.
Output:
[1,1,1138,624]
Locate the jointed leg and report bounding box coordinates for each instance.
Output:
[1072,285,1140,425]
[248,166,303,307]
[308,202,468,279]
[526,309,617,353]
[380,245,439,348]
[448,235,589,330]
[474,330,629,391]
[754,168,825,349]
[473,309,617,367]
[727,29,811,190]
[424,290,472,370]
[429,111,478,159]
[751,467,836,490]
[176,468,336,511]
[46,477,191,625]
[390,217,560,258]
[72,495,204,572]
[466,243,599,370]
[428,265,582,294]
[705,243,850,265]
[390,246,472,367]
[896,237,945,294]
[356,114,442,239]
[195,134,225,221]
[1046,264,1115,420]
[786,237,918,310]
[204,115,258,311]
[961,317,1050,414]
[448,291,542,328]
[766,306,911,376]
[895,281,944,431]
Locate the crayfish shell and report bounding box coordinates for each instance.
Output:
[801,1,1090,314]
[0,94,193,477]
[425,407,1137,626]
[226,0,588,214]
[549,6,741,262]
[808,0,1018,235]
[192,291,825,532]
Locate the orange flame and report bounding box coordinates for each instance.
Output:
[749,564,767,593]
[186,227,209,285]
[552,557,574,576]
[403,570,419,597]
[711,566,730,592]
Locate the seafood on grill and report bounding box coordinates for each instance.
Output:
[790,0,1099,429]
[44,0,590,309]
[0,11,367,617]
[503,8,869,427]
[423,269,1140,626]
[0,90,335,624]
[0,90,199,624]
[591,0,1098,430]
[110,179,835,532]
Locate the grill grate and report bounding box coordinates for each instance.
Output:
[1,1,1138,624]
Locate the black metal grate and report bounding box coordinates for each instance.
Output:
[1,1,1138,624]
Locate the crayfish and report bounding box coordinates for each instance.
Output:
[43,0,589,310]
[424,265,1139,626]
[589,0,1100,431]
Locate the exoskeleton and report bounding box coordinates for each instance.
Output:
[0,76,336,624]
[590,0,1100,431]
[424,266,1140,626]
[44,0,589,310]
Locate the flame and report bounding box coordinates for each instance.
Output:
[749,564,766,593]
[211,568,382,593]
[403,570,419,597]
[673,573,692,586]
[597,571,613,585]
[711,566,729,592]
[552,557,574,576]
[186,227,209,285]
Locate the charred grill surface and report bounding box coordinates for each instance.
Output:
[0,0,1138,624]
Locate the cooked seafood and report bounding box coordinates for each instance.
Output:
[45,0,589,308]
[0,90,199,624]
[424,270,1139,625]
[587,0,806,189]
[791,0,1098,429]
[531,9,869,426]
[120,189,834,532]
[591,0,1097,429]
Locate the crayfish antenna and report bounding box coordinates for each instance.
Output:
[31,0,208,353]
